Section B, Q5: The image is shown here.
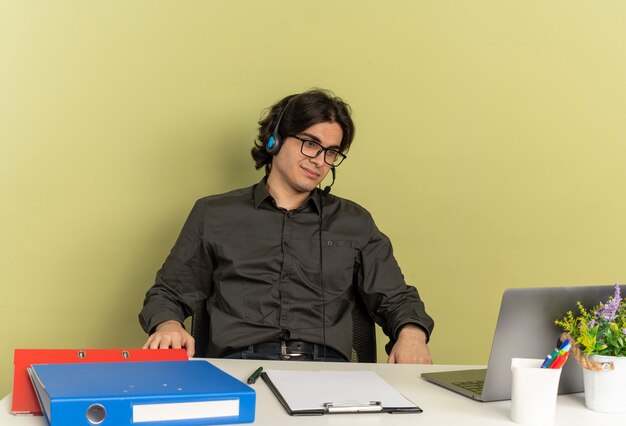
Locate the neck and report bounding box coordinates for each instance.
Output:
[266,174,310,211]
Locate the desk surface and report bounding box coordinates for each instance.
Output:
[2,359,623,425]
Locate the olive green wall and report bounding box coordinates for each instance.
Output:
[2,1,626,395]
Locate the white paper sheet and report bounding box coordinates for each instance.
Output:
[263,370,418,412]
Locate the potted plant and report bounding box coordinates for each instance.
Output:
[555,283,626,413]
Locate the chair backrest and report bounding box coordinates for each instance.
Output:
[350,293,377,362]
[191,295,377,362]
[190,306,210,358]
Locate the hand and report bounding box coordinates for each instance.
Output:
[142,320,195,358]
[387,324,432,364]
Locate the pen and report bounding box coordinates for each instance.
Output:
[247,366,263,384]
[540,355,553,369]
[541,348,561,368]
[550,352,569,369]
[549,354,563,369]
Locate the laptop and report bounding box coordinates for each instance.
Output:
[421,285,624,402]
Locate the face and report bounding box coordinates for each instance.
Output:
[269,121,343,196]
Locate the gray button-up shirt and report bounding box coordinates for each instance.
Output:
[139,178,434,360]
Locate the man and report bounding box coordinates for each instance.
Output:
[140,89,434,363]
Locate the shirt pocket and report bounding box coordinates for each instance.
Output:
[319,239,358,292]
[288,238,358,294]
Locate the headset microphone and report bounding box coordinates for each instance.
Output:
[322,167,336,195]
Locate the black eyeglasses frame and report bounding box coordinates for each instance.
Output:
[289,135,347,167]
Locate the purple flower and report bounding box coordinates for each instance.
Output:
[588,319,596,328]
[594,283,622,322]
[623,328,626,336]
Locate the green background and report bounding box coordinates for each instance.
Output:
[2,1,626,396]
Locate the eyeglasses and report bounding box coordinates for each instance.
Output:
[290,135,347,167]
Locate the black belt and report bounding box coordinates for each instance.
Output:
[250,340,343,360]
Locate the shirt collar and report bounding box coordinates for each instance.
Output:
[253,177,321,215]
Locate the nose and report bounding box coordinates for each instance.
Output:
[309,152,325,167]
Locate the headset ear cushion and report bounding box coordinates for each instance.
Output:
[266,134,280,154]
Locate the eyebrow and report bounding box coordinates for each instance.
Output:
[300,132,341,150]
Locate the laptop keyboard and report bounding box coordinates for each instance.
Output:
[452,379,484,394]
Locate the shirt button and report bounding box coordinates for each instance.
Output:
[283,241,289,246]
[327,241,333,246]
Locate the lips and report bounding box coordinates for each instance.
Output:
[301,166,320,179]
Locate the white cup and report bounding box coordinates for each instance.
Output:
[510,358,562,425]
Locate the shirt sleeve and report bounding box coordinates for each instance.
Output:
[138,199,214,334]
[355,213,434,352]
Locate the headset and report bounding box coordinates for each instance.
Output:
[265,97,294,156]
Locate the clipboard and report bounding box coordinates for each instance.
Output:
[12,348,188,415]
[261,369,422,415]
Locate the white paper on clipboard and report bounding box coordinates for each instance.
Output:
[262,370,420,414]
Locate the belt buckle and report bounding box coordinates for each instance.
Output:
[280,341,302,359]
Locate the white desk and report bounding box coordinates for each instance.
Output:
[1,359,623,425]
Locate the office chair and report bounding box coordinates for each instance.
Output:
[190,306,211,359]
[350,293,377,363]
[191,294,377,363]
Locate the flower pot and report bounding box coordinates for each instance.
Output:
[583,355,626,413]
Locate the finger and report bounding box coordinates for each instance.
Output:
[184,336,196,358]
[417,348,433,364]
[164,333,183,349]
[162,334,180,350]
[143,333,160,349]
[156,335,172,350]
[152,334,174,350]
[148,336,164,350]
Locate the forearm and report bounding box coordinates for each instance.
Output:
[381,287,435,344]
[139,305,185,335]
[139,274,190,334]
[398,323,428,342]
